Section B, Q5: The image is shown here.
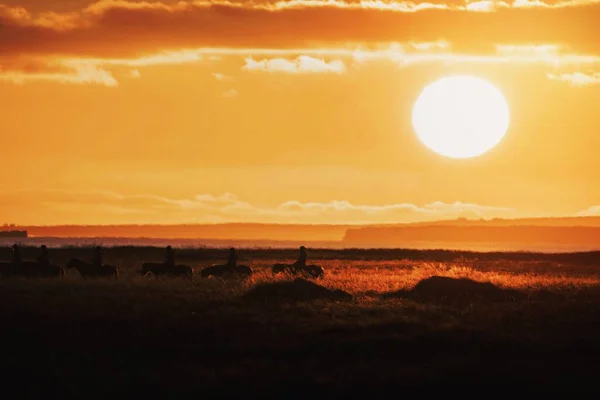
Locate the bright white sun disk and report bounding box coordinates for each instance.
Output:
[412,76,510,159]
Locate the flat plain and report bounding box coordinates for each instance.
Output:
[2,246,600,397]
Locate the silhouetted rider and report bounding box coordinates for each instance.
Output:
[293,246,307,270]
[226,248,237,268]
[165,245,175,268]
[11,244,21,266]
[91,246,103,268]
[36,245,49,265]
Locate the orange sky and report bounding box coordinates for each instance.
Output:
[1,0,600,225]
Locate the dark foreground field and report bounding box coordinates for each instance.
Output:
[2,246,600,396]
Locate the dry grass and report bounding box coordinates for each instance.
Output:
[3,247,600,319]
[5,255,600,298]
[3,248,600,394]
[244,258,600,297]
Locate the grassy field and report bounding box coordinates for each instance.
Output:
[2,246,600,396]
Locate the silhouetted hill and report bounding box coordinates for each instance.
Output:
[242,278,352,303]
[384,276,526,304]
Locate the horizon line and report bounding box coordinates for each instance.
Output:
[4,215,600,228]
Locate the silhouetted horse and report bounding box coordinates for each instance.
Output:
[200,264,253,278]
[141,262,193,279]
[1,261,65,279]
[272,263,325,279]
[65,258,119,280]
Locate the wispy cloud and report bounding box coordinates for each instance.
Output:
[220,89,239,98]
[3,42,600,87]
[212,72,234,82]
[243,56,346,74]
[0,62,117,87]
[546,71,600,86]
[465,1,502,12]
[577,206,600,216]
[275,199,517,224]
[0,189,519,225]
[350,43,600,66]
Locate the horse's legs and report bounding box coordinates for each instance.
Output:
[292,264,302,275]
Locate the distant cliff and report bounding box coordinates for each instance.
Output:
[342,225,600,251]
[9,216,600,251]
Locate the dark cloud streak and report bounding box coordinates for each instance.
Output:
[0,2,599,59]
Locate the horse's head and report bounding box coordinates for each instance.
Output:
[141,263,152,274]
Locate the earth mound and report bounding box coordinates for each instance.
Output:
[243,278,352,303]
[386,276,526,304]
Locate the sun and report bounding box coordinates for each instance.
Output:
[412,76,510,159]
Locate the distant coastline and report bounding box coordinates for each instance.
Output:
[0,230,27,238]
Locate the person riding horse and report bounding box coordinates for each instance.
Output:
[91,246,103,268]
[11,244,21,266]
[165,246,175,268]
[293,246,307,272]
[36,245,49,266]
[226,248,237,270]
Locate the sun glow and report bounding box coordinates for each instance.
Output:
[412,76,510,159]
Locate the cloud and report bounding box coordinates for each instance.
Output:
[349,42,600,66]
[577,206,600,216]
[0,48,206,86]
[466,1,505,12]
[74,50,205,67]
[275,200,518,223]
[495,44,561,58]
[0,189,520,225]
[2,0,600,87]
[243,56,346,73]
[212,72,233,82]
[0,61,118,87]
[348,43,600,82]
[546,71,600,86]
[3,41,600,87]
[2,0,600,61]
[220,89,239,98]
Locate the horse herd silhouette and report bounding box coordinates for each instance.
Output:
[0,245,325,281]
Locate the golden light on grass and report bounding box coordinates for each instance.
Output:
[412,76,510,159]
[244,259,600,296]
